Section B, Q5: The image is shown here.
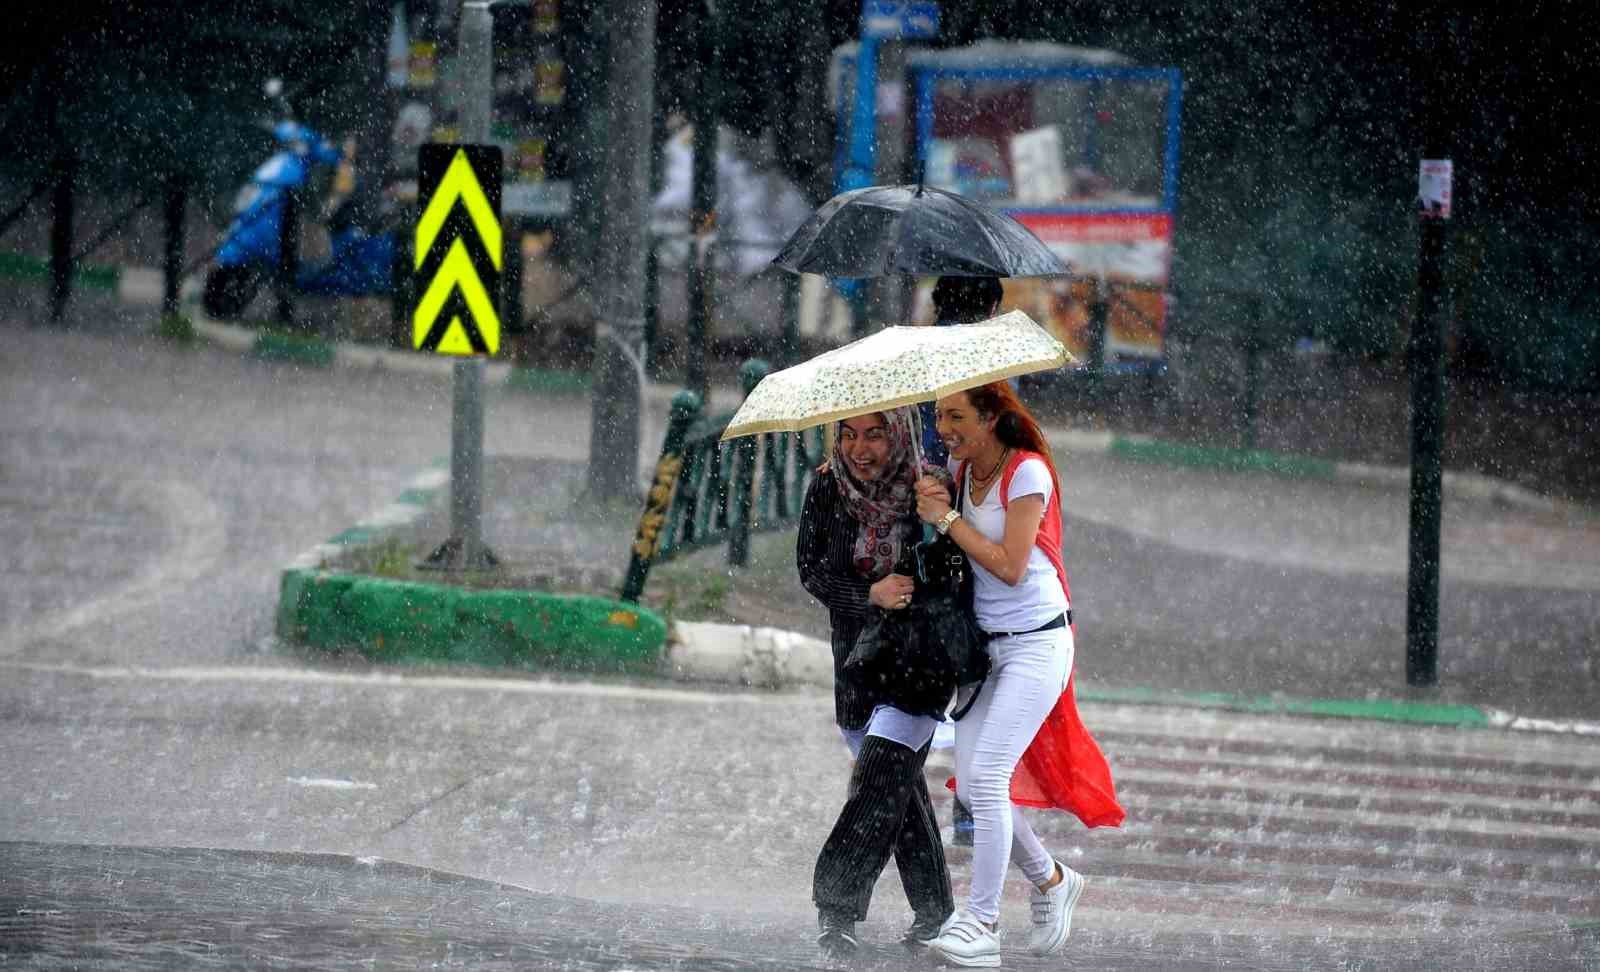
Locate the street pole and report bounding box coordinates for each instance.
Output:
[1241,292,1262,450]
[446,0,495,569]
[275,186,300,330]
[1405,21,1455,687]
[584,0,657,500]
[1406,160,1450,687]
[162,175,186,317]
[1085,276,1108,405]
[49,150,74,324]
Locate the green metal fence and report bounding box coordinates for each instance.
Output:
[620,359,825,603]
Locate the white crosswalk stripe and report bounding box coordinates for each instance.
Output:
[929,703,1600,948]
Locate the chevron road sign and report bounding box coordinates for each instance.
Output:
[413,144,503,356]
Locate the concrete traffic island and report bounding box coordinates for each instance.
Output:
[276,568,667,670]
[272,460,674,674]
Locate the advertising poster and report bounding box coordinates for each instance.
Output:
[1007,211,1173,367]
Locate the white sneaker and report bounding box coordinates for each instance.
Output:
[925,909,1002,968]
[1027,860,1085,956]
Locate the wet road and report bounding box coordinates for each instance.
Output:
[3,304,1598,968]
[3,663,1595,969]
[1065,457,1600,721]
[1,302,589,670]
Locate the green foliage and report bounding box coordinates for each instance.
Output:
[5,1,385,199]
[153,312,196,344]
[346,536,414,579]
[1455,214,1600,390]
[646,562,731,624]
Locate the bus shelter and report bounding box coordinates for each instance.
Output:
[831,40,1183,374]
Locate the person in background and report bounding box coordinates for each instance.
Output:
[920,275,1005,467]
[797,407,956,958]
[911,380,1124,968]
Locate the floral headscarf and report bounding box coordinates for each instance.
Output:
[833,406,952,581]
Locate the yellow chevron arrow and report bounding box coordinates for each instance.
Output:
[412,238,500,355]
[415,149,502,271]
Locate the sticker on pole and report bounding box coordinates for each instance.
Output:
[413,144,502,355]
[1417,159,1452,220]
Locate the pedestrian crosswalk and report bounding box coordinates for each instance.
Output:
[928,703,1600,954]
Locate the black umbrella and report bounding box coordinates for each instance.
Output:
[772,183,1068,278]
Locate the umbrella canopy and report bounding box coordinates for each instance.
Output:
[771,183,1068,278]
[721,310,1072,440]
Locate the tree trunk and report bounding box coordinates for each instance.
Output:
[585,0,657,500]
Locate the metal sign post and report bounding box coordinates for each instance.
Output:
[1405,157,1452,686]
[417,0,502,571]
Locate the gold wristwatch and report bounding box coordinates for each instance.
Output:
[935,509,961,535]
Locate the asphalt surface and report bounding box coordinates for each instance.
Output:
[4,664,1597,969]
[1064,458,1600,720]
[3,291,1598,969]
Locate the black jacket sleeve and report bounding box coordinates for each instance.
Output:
[797,472,872,621]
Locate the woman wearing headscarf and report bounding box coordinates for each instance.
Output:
[797,405,955,958]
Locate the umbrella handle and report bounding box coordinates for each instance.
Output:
[910,409,938,545]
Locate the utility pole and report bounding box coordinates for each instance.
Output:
[49,149,74,324]
[45,57,74,324]
[161,174,186,316]
[1405,15,1455,688]
[585,0,657,500]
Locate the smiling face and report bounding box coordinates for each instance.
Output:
[838,413,893,481]
[934,391,996,462]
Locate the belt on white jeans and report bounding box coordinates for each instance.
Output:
[982,610,1071,643]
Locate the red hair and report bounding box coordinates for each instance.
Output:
[960,381,1061,496]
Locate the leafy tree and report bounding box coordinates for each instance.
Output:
[5,1,387,203]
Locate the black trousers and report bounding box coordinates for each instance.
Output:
[813,735,953,926]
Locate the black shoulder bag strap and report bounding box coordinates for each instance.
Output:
[948,466,989,722]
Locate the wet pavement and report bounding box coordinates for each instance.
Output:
[4,840,1596,970]
[4,294,1599,969]
[3,662,1597,970]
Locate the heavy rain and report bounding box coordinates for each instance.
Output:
[3,1,1598,969]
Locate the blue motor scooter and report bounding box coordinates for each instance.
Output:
[202,80,399,319]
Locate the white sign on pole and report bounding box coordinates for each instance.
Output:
[1418,159,1452,219]
[862,0,939,39]
[503,179,573,217]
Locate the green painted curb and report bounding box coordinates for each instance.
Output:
[504,365,591,396]
[252,331,336,368]
[1108,437,1339,480]
[1078,684,1493,729]
[0,250,120,290]
[276,567,668,670]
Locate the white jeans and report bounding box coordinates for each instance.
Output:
[952,624,1073,925]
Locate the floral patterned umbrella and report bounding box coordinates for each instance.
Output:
[721,310,1073,440]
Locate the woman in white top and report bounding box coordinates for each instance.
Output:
[911,380,1119,968]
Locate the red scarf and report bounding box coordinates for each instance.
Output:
[954,450,1125,829]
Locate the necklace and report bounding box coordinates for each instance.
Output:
[970,448,1009,486]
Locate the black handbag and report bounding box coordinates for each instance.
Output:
[843,477,990,719]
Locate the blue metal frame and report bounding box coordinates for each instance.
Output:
[838,36,883,196]
[828,50,1186,365]
[906,62,1183,378]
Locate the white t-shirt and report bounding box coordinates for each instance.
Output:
[956,456,1070,633]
